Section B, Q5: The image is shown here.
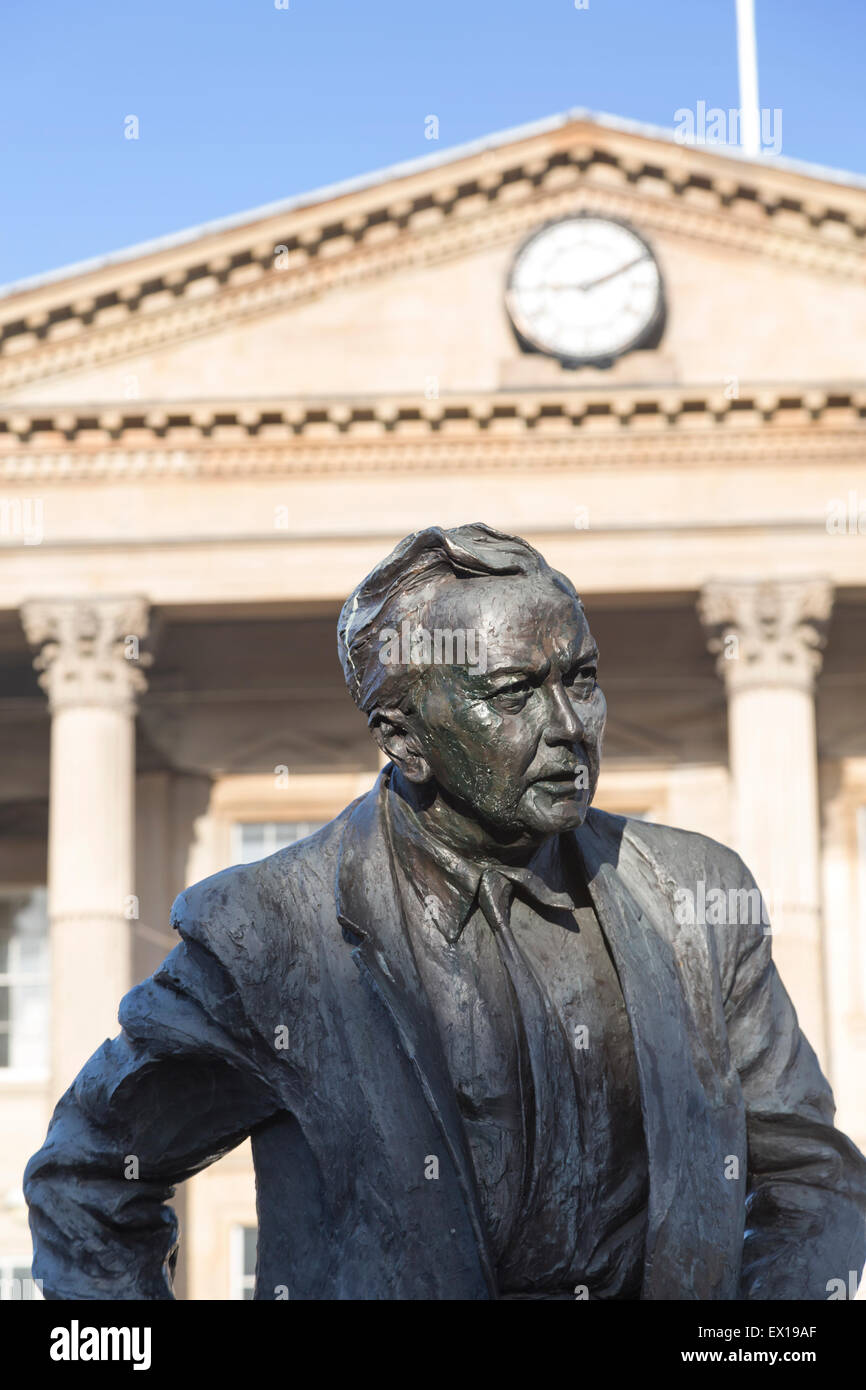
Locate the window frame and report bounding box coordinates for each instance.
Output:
[0,883,50,1081]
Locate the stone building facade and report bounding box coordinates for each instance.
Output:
[1,109,865,1299]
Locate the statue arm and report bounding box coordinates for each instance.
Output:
[24,937,281,1300]
[722,861,866,1300]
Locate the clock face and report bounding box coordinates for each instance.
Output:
[506,215,664,365]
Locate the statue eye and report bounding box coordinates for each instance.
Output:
[564,664,598,696]
[489,680,533,710]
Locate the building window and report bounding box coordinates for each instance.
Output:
[231,822,326,866]
[230,1224,257,1300]
[0,887,49,1074]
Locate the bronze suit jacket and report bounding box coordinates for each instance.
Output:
[25,767,866,1300]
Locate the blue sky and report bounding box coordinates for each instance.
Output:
[2,0,863,286]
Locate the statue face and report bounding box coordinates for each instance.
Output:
[406,573,605,845]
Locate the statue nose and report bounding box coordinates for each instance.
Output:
[544,683,583,742]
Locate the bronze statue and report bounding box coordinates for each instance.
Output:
[25,524,866,1299]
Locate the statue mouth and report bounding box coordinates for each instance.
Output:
[530,771,582,796]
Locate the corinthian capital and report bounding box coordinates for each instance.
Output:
[698,578,833,694]
[21,596,151,712]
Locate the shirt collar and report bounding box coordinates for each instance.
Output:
[387,775,576,944]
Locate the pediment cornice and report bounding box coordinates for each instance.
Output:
[1,383,863,482]
[2,119,865,391]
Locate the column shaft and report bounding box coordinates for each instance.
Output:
[22,596,150,1098]
[700,578,833,1067]
[48,705,136,1094]
[726,683,824,1043]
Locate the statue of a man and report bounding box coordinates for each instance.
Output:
[25,524,866,1299]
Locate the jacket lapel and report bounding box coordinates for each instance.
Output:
[335,767,496,1296]
[574,809,742,1299]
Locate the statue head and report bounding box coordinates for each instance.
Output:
[338,523,605,851]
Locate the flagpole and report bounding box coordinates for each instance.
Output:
[735,0,761,156]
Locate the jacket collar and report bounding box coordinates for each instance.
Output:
[386,775,575,944]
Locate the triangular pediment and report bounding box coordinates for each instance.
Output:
[2,109,865,405]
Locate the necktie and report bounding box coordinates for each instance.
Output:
[476,867,579,1272]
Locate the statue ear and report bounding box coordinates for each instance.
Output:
[370,708,432,784]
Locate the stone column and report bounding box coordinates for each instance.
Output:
[698,578,833,1064]
[21,597,150,1099]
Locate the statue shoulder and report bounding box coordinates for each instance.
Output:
[622,814,750,886]
[169,815,346,972]
[585,804,750,886]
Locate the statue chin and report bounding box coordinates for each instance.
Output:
[533,803,590,836]
[526,782,592,825]
[494,791,591,846]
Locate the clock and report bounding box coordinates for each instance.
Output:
[505,215,664,366]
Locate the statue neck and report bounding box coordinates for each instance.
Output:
[388,766,548,870]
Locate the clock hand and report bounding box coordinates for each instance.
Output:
[577,253,650,292]
[528,255,650,294]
